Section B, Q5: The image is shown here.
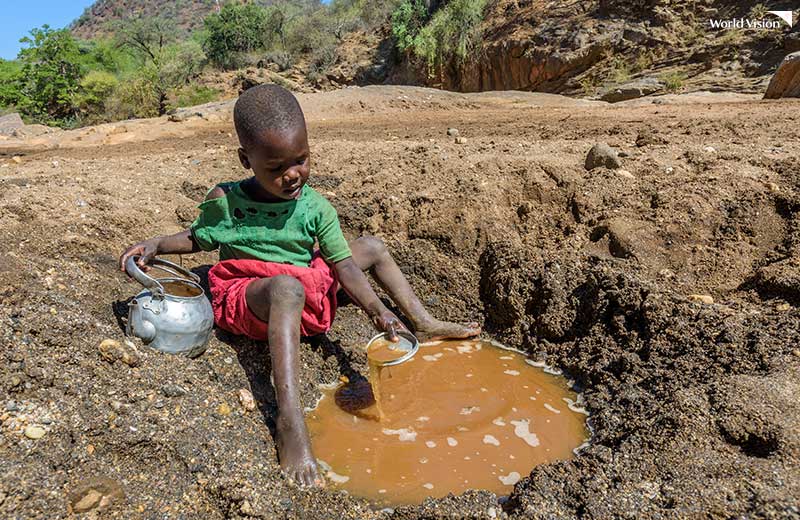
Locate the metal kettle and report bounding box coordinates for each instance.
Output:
[125,256,214,358]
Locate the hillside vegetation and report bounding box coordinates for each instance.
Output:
[1,0,796,128]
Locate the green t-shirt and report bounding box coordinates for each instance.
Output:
[190,182,352,266]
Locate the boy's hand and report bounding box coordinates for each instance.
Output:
[372,310,408,342]
[119,238,161,274]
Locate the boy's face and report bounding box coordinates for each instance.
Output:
[238,125,310,201]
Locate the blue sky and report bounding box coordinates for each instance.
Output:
[1,1,95,60]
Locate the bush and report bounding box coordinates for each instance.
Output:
[169,83,220,109]
[76,70,118,118]
[391,0,429,52]
[203,3,270,68]
[106,67,161,120]
[260,50,294,71]
[412,0,488,73]
[661,70,685,92]
[0,60,22,110]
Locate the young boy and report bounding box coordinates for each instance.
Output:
[119,85,479,487]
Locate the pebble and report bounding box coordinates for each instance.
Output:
[616,169,635,179]
[11,156,21,164]
[776,303,791,311]
[455,137,468,144]
[23,425,46,439]
[688,294,714,305]
[217,403,232,416]
[161,384,187,398]
[238,389,256,412]
[446,127,459,136]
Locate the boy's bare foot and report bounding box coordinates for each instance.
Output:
[275,412,324,488]
[415,319,481,341]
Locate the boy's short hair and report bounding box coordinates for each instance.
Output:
[233,84,306,147]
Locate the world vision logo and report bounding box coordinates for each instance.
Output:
[709,9,795,29]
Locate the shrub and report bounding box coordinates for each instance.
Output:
[260,50,294,71]
[169,83,220,109]
[203,2,270,68]
[0,59,22,110]
[106,67,161,120]
[412,0,488,73]
[391,0,429,52]
[76,70,118,117]
[661,70,685,92]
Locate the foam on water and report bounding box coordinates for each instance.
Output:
[492,417,507,426]
[498,472,521,485]
[447,437,458,447]
[483,434,501,446]
[504,370,520,376]
[543,403,561,414]
[510,419,540,447]
[425,441,437,448]
[382,428,417,441]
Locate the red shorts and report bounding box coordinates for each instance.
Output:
[207,254,339,339]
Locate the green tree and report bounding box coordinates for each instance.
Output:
[115,17,205,115]
[0,59,23,111]
[202,2,270,68]
[15,25,83,125]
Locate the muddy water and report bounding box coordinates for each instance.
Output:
[159,281,203,297]
[306,340,590,505]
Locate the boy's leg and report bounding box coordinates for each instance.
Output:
[348,237,480,340]
[245,275,322,487]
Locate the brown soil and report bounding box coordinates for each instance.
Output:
[1,86,799,518]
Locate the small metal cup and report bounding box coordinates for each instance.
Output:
[365,330,420,366]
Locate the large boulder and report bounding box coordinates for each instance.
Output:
[764,51,800,99]
[0,113,24,136]
[600,77,664,103]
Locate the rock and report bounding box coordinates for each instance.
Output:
[11,124,58,138]
[161,384,187,398]
[98,339,140,367]
[688,294,714,305]
[455,137,468,144]
[446,127,459,137]
[73,489,103,513]
[11,156,21,164]
[68,477,124,514]
[240,500,255,515]
[0,113,24,136]
[585,143,621,170]
[764,51,800,99]
[600,77,664,103]
[238,388,256,412]
[23,425,46,439]
[785,33,800,53]
[168,110,202,123]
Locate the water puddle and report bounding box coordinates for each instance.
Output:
[306,340,590,506]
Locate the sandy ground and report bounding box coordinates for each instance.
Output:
[0,86,799,519]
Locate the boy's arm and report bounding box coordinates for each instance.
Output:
[118,230,200,273]
[118,186,225,273]
[334,257,406,341]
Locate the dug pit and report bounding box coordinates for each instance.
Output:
[306,340,590,506]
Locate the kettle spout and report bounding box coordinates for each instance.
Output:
[127,298,157,343]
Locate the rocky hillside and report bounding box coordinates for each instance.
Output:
[383,0,800,98]
[70,0,222,38]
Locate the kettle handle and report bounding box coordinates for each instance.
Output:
[125,255,201,293]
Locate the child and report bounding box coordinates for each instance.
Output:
[119,85,480,487]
